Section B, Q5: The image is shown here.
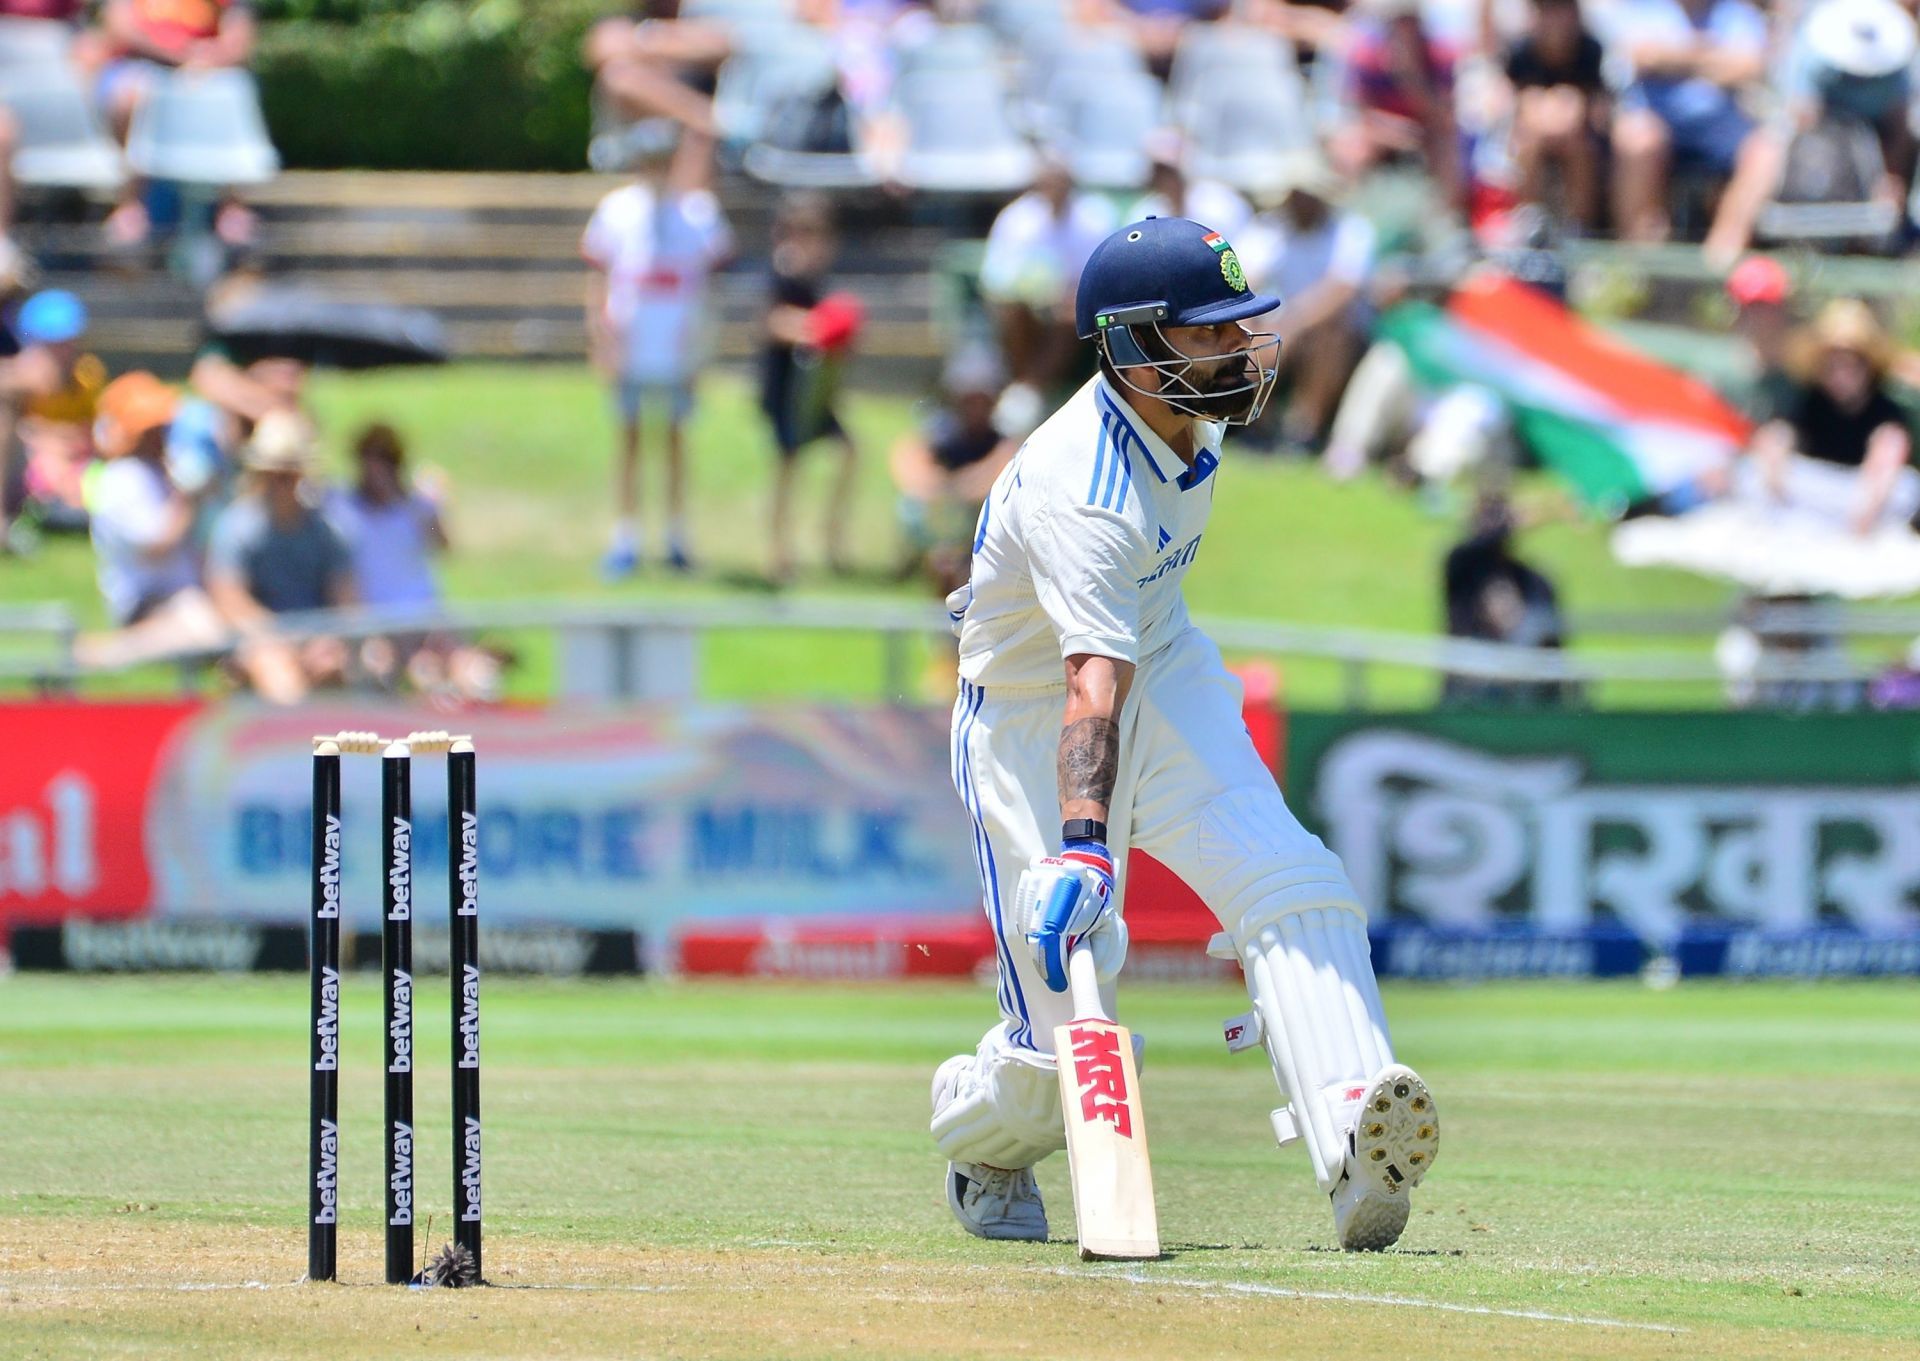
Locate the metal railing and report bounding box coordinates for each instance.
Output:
[1,594,1913,705]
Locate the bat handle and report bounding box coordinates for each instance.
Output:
[1067,943,1108,1024]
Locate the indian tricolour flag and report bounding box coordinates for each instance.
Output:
[1378,275,1751,509]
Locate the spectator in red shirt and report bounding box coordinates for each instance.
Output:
[1332,0,1469,218]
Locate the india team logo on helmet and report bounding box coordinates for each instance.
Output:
[1201,229,1248,293]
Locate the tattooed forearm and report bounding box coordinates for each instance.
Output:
[1058,717,1120,811]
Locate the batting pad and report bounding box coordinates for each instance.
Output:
[1231,889,1394,1194]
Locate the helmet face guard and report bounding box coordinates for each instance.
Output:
[1094,304,1281,427]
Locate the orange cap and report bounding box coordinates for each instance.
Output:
[95,371,178,458]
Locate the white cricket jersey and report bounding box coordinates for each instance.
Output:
[951,375,1225,688]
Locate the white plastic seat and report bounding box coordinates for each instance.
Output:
[1167,23,1299,130]
[894,74,1035,192]
[0,18,73,71]
[1184,71,1312,195]
[0,65,123,190]
[1052,67,1162,190]
[125,67,279,186]
[713,21,839,143]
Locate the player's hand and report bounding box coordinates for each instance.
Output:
[1016,841,1127,992]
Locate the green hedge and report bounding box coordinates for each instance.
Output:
[253,0,615,171]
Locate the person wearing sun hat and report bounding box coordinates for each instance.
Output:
[205,410,356,704]
[70,371,231,671]
[1747,298,1916,534]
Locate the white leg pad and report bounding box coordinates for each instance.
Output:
[930,1029,1066,1170]
[1231,882,1395,1194]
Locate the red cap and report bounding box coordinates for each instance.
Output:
[1727,256,1790,307]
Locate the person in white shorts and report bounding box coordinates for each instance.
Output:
[931,215,1441,1252]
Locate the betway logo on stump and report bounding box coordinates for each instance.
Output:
[387,817,411,920]
[456,964,480,1070]
[459,1115,482,1223]
[316,813,341,919]
[389,1121,413,1226]
[1068,1026,1134,1137]
[456,811,478,917]
[313,1118,339,1224]
[388,969,412,1073]
[314,966,340,1071]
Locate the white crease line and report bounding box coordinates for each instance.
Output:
[1057,1268,1687,1334]
[0,1279,678,1295]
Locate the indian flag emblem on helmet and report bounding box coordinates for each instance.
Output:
[1220,248,1248,293]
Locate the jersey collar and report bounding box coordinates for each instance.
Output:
[1094,377,1220,493]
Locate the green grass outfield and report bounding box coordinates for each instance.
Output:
[3,363,1763,708]
[2,974,1915,1359]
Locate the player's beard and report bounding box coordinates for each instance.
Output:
[1171,348,1264,423]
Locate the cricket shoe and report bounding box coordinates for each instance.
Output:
[946,1162,1047,1242]
[1331,1063,1439,1251]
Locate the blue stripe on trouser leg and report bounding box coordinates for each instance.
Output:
[956,680,1033,1048]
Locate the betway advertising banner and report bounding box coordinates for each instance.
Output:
[4,702,1917,978]
[0,701,982,973]
[1285,713,1920,977]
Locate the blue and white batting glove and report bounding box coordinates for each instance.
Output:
[1016,840,1127,992]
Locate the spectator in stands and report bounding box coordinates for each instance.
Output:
[1331,0,1469,219]
[1772,0,1917,231]
[584,124,732,578]
[73,370,226,669]
[1442,490,1570,705]
[1499,0,1609,230]
[889,347,1016,594]
[324,422,500,701]
[96,0,259,248]
[760,191,863,585]
[4,288,105,532]
[979,156,1114,422]
[1603,0,1772,262]
[1128,129,1252,243]
[1725,255,1797,424]
[206,410,354,704]
[1750,299,1915,535]
[1239,152,1376,453]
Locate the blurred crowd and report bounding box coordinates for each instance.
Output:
[582,0,1920,627]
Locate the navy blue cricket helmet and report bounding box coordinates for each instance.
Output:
[1075,217,1282,425]
[1075,216,1278,340]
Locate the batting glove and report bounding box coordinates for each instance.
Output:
[1016,840,1127,992]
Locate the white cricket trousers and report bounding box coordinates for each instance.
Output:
[935,626,1360,1170]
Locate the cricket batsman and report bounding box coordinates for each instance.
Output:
[931,216,1440,1251]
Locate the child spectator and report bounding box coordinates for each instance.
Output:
[583,125,732,577]
[206,410,354,704]
[1502,0,1609,229]
[889,348,1016,595]
[5,289,105,532]
[76,371,224,669]
[325,422,500,700]
[1725,255,1797,424]
[760,192,863,585]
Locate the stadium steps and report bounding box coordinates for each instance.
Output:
[19,170,960,384]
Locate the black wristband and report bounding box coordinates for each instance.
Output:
[1061,818,1108,844]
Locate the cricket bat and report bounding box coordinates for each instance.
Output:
[1055,943,1160,1260]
